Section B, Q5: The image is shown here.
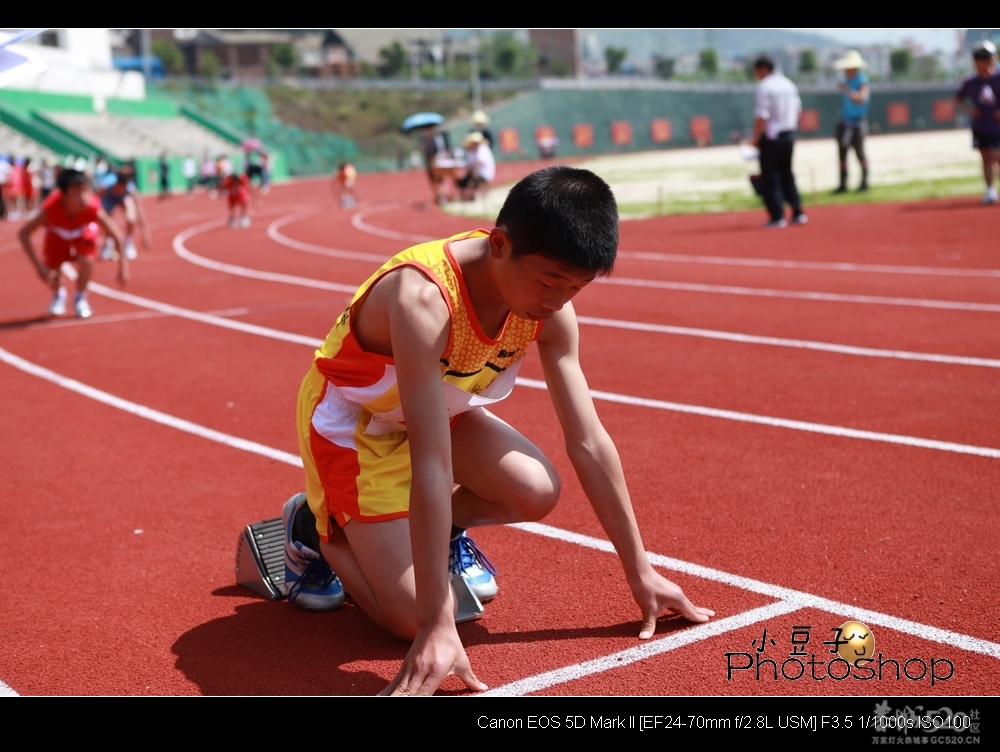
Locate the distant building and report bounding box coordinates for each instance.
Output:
[529,29,579,77]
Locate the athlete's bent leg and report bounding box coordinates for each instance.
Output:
[450,408,560,529]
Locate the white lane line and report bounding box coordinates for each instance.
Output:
[576,315,1000,369]
[482,601,802,697]
[267,214,390,263]
[516,377,1000,459]
[88,244,1000,461]
[348,204,1000,280]
[3,348,996,698]
[0,679,18,697]
[599,276,1000,313]
[0,345,303,467]
[268,215,998,368]
[617,250,1000,278]
[513,521,1000,661]
[6,307,251,331]
[350,203,431,243]
[173,217,357,294]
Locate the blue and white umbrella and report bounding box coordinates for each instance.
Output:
[401,112,444,133]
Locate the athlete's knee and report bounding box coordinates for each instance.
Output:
[509,462,560,521]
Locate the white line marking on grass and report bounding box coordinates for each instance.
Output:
[512,521,1000,661]
[515,377,1000,459]
[0,345,303,467]
[3,349,996,697]
[599,276,1000,313]
[173,217,357,293]
[0,678,18,696]
[617,251,1000,278]
[482,600,802,697]
[576,315,1000,369]
[267,214,390,263]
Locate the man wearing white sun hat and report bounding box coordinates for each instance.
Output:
[833,50,871,194]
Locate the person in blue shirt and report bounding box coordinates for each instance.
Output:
[833,50,871,193]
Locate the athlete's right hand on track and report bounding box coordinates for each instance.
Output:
[379,621,487,696]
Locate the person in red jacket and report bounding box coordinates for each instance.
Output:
[18,169,126,319]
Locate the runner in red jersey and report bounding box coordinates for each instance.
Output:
[18,169,126,318]
[221,169,251,228]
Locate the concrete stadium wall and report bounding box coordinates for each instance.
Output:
[444,83,963,162]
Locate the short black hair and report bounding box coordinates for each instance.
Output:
[56,169,89,193]
[495,166,618,275]
[753,55,775,72]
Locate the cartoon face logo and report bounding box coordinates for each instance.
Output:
[838,620,875,662]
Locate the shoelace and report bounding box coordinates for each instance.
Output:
[287,558,338,602]
[449,535,497,576]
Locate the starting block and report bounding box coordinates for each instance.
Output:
[235,517,287,600]
[235,515,485,623]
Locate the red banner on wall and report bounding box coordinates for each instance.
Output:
[650,118,672,143]
[933,99,956,123]
[689,116,712,145]
[798,109,820,132]
[610,121,633,145]
[535,125,556,142]
[887,102,911,126]
[573,123,594,148]
[499,128,520,154]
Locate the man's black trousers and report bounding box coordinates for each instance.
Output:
[759,131,802,222]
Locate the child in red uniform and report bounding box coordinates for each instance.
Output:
[221,169,251,228]
[334,161,358,208]
[18,169,126,318]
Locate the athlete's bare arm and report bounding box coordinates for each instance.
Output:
[96,207,128,285]
[537,302,714,637]
[17,210,56,286]
[354,267,487,696]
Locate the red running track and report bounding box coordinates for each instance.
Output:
[1,167,998,695]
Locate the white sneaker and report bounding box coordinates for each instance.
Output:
[74,294,92,319]
[100,238,117,261]
[984,187,999,205]
[49,287,67,316]
[124,239,138,260]
[239,216,250,228]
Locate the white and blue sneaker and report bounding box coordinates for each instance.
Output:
[449,532,497,602]
[282,494,344,611]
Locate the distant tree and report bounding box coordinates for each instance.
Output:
[890,48,912,77]
[493,32,520,75]
[799,49,818,75]
[654,56,675,80]
[378,41,407,78]
[271,42,298,71]
[199,50,222,80]
[699,48,718,76]
[744,58,757,80]
[605,46,628,74]
[914,54,939,81]
[152,40,185,75]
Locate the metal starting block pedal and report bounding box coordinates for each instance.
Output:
[236,517,287,600]
[236,515,486,623]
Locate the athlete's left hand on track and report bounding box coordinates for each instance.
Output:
[634,572,714,639]
[379,622,488,697]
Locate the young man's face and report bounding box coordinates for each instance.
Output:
[491,230,597,320]
[63,183,91,213]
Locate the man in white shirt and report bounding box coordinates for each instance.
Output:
[752,56,807,228]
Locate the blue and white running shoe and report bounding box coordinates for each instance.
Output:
[282,494,344,611]
[449,532,497,602]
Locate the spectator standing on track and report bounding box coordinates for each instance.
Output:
[956,41,1000,205]
[751,55,807,228]
[18,169,126,319]
[470,110,494,149]
[158,152,171,200]
[200,153,219,198]
[183,155,198,197]
[833,50,871,194]
[279,165,714,696]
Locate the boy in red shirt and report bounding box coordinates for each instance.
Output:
[18,169,127,318]
[221,168,251,228]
